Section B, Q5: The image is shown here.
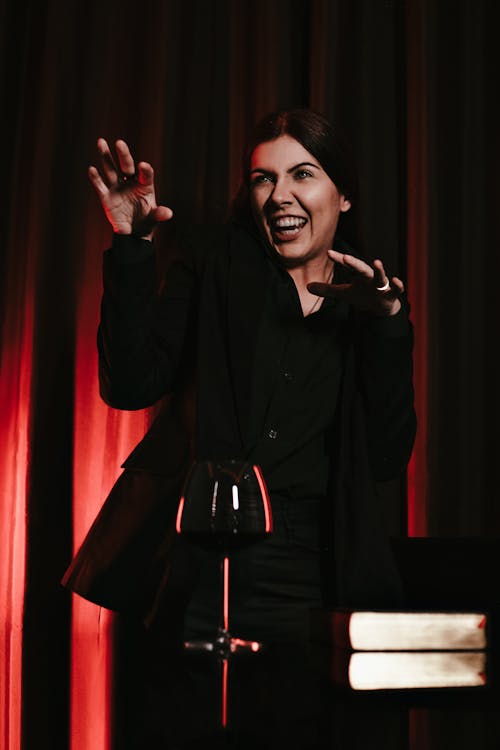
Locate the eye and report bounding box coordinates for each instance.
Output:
[294,168,313,180]
[250,173,274,187]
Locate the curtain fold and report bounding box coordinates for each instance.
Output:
[0,1,496,747]
[405,0,429,536]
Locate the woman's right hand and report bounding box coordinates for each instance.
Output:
[88,138,173,240]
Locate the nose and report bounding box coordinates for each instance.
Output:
[267,175,294,207]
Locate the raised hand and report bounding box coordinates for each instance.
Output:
[307,250,403,317]
[88,138,173,239]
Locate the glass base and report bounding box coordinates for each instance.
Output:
[184,628,263,657]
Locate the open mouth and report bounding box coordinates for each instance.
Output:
[269,215,307,241]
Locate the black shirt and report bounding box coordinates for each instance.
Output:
[244,258,347,500]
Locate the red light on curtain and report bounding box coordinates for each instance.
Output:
[70,226,152,750]
[406,1,429,537]
[0,300,33,749]
[70,602,114,750]
[70,401,149,750]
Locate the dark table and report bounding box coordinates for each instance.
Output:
[113,538,500,748]
[114,633,500,749]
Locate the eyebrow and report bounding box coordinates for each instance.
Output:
[249,161,321,175]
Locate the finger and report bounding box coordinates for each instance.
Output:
[115,139,136,177]
[328,250,373,279]
[88,165,110,197]
[373,262,405,295]
[97,138,119,186]
[306,282,350,297]
[327,249,347,264]
[342,253,374,278]
[373,259,388,288]
[137,161,155,187]
[391,276,405,294]
[151,205,174,222]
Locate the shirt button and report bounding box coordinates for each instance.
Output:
[268,428,278,439]
[283,371,294,382]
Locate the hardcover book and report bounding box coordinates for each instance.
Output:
[310,608,489,651]
[322,649,489,691]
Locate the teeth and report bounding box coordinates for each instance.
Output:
[273,216,306,229]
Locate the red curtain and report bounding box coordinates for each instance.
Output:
[71,224,153,749]
[1,1,496,747]
[405,0,429,536]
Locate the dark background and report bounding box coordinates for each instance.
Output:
[0,0,498,747]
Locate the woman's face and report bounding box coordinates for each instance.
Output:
[249,134,351,267]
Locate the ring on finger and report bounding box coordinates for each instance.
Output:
[376,280,391,292]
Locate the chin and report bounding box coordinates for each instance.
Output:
[271,240,320,268]
[275,251,309,269]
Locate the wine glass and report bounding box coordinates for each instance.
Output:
[176,459,273,658]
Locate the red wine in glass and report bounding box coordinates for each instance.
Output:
[176,459,273,657]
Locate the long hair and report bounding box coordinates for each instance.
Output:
[230,108,359,248]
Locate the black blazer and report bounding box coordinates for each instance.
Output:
[62,220,416,621]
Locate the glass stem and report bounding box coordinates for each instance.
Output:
[221,656,228,729]
[221,555,230,633]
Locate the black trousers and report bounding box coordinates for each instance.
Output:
[115,496,327,748]
[182,494,323,643]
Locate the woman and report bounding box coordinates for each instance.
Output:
[63,109,416,646]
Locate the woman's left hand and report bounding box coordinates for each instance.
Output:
[307,250,403,317]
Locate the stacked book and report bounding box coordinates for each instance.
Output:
[310,608,490,691]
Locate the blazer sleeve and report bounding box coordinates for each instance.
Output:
[355,300,417,481]
[97,231,198,410]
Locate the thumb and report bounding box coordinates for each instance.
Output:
[151,205,174,223]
